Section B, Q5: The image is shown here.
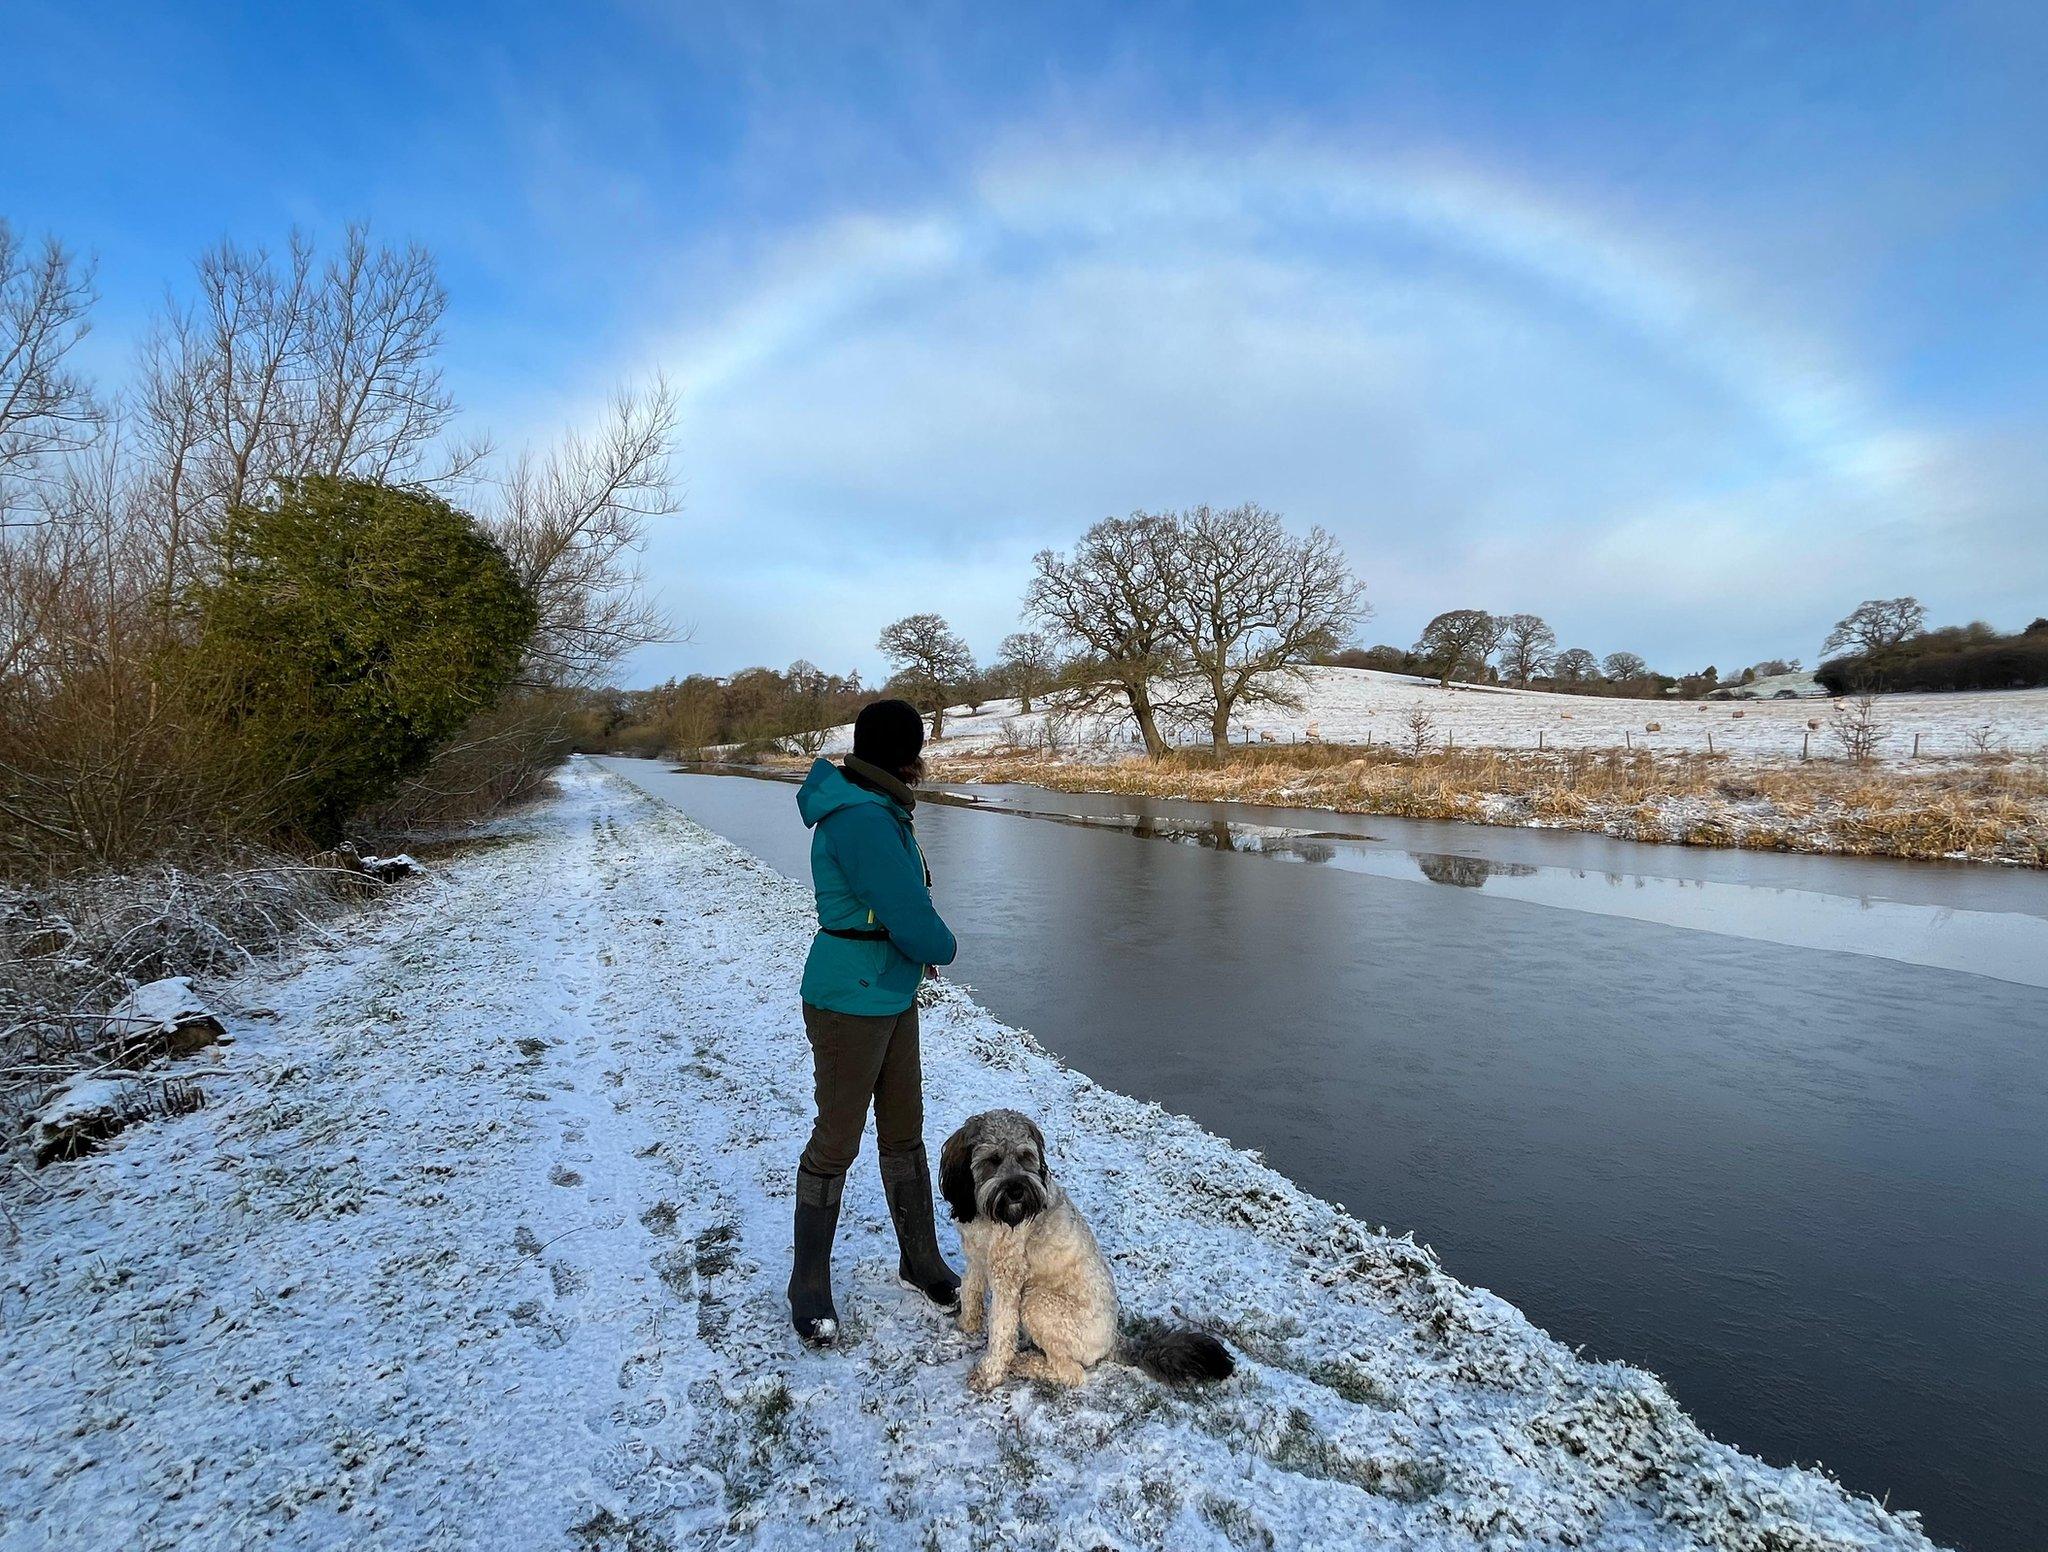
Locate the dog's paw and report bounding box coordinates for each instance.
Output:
[957,1310,984,1336]
[966,1362,1006,1393]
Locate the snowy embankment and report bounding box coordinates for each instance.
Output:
[816,667,2048,766]
[0,761,1938,1550]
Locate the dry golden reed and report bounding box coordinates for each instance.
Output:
[931,744,2048,867]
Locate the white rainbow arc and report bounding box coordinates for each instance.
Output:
[675,144,1915,505]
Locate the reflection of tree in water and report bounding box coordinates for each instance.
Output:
[1099,814,1339,861]
[1125,815,1241,851]
[1412,852,1539,888]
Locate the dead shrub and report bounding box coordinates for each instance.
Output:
[1,850,361,1139]
[361,689,574,831]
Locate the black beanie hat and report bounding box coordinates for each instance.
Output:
[852,698,926,771]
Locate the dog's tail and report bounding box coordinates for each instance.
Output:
[1118,1314,1235,1385]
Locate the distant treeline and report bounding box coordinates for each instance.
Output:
[572,665,870,759]
[1818,618,2048,695]
[1314,639,1782,701]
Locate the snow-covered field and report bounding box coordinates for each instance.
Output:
[820,668,2048,766]
[0,761,1939,1550]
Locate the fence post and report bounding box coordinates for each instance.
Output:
[1707,731,1714,756]
[1537,730,1544,751]
[1913,732,1921,759]
[1802,731,1810,761]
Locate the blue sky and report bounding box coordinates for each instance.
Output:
[5,1,2044,685]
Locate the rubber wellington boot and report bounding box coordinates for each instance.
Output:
[789,1166,844,1345]
[881,1144,961,1311]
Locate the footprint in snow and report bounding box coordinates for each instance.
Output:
[618,1347,663,1389]
[550,1260,588,1298]
[510,1298,573,1351]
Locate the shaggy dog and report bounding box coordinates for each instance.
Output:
[940,1109,1234,1391]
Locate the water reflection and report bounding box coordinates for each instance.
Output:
[1129,813,1239,851]
[1412,852,1540,888]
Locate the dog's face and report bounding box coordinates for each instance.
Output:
[941,1110,1051,1227]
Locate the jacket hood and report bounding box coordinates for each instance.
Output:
[797,758,900,829]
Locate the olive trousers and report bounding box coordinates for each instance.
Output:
[797,1000,926,1182]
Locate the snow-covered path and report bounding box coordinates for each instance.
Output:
[1,761,1939,1551]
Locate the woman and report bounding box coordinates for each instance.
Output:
[788,698,961,1345]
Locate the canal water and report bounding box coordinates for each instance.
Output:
[593,755,2048,1551]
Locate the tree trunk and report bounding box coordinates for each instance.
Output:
[1210,700,1232,757]
[1127,682,1168,759]
[1020,689,1032,713]
[929,705,945,739]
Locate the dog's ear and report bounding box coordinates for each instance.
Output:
[939,1117,982,1222]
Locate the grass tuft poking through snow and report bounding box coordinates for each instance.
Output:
[0,760,1941,1550]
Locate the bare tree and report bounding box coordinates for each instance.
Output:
[666,677,723,758]
[1964,724,2001,759]
[0,224,101,526]
[1412,609,1501,687]
[1827,692,1888,765]
[134,224,485,607]
[295,226,481,485]
[1822,597,1926,658]
[1026,513,1181,757]
[877,613,975,738]
[995,630,1057,713]
[1496,613,1556,685]
[490,379,679,687]
[1552,646,1598,684]
[1402,705,1438,756]
[782,659,835,755]
[139,232,318,573]
[0,505,88,696]
[1601,650,1649,684]
[1149,503,1368,755]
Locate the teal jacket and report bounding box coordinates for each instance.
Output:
[797,759,957,1015]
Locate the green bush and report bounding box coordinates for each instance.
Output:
[185,477,536,842]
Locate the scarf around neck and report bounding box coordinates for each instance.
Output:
[841,754,917,812]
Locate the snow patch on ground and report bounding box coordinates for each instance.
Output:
[808,667,2048,765]
[0,760,1940,1550]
